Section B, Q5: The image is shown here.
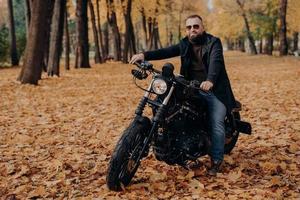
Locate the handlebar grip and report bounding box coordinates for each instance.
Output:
[133,61,160,73]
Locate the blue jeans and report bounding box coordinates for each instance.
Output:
[198,90,226,162]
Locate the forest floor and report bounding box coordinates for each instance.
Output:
[0,51,299,199]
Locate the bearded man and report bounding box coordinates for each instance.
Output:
[129,15,237,176]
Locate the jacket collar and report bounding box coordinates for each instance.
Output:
[181,32,211,58]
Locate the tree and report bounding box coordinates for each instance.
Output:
[0,26,9,62]
[140,7,148,49]
[106,0,121,61]
[88,0,102,63]
[147,2,162,50]
[18,0,52,84]
[47,0,67,76]
[292,32,298,52]
[250,0,279,55]
[24,0,31,38]
[43,1,55,73]
[96,0,106,60]
[207,0,244,48]
[7,0,19,65]
[236,0,257,54]
[279,0,288,56]
[64,8,70,70]
[177,2,184,42]
[75,0,90,68]
[287,0,300,53]
[121,0,136,63]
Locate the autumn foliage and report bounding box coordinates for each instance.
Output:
[1,52,299,199]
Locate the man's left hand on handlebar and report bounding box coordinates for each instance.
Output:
[129,53,145,64]
[200,80,213,92]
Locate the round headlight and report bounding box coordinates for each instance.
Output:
[152,79,168,95]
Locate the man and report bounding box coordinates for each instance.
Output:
[129,15,236,176]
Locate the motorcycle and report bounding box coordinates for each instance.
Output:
[106,61,251,191]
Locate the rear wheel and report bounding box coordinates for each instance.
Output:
[224,112,240,154]
[106,116,151,191]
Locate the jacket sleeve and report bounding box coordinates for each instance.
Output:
[206,38,224,84]
[143,44,180,60]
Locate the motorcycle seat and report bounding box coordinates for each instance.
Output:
[232,100,242,113]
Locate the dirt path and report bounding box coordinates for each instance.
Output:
[0,51,299,199]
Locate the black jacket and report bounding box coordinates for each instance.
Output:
[144,32,236,112]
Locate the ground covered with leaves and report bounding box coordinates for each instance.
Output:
[0,51,299,199]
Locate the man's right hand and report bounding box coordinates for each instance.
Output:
[129,53,145,64]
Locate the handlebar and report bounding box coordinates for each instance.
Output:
[132,61,208,92]
[134,61,161,74]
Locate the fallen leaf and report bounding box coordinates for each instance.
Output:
[227,170,242,182]
[28,186,46,198]
[189,179,205,193]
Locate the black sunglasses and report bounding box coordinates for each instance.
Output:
[186,24,200,30]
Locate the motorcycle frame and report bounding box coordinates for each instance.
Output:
[132,78,176,166]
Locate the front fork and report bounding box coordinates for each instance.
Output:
[132,83,176,164]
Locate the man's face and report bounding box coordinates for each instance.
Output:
[185,17,204,40]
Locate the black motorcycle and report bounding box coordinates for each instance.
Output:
[106,61,251,191]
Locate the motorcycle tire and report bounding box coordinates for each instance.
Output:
[224,112,240,154]
[106,116,151,191]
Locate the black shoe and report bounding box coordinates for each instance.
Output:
[208,160,222,176]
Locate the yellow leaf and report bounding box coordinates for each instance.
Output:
[227,170,242,182]
[149,171,167,182]
[270,176,281,187]
[185,171,194,179]
[224,156,235,165]
[152,182,168,191]
[288,143,298,153]
[189,179,205,193]
[28,186,46,198]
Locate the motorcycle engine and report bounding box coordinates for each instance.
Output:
[153,123,210,166]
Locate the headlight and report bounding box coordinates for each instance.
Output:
[152,79,168,94]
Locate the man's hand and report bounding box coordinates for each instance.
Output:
[129,53,145,64]
[200,80,213,91]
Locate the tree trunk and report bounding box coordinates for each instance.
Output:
[279,0,288,56]
[64,8,70,70]
[263,34,273,55]
[122,0,136,63]
[42,1,55,74]
[134,23,141,52]
[75,47,79,68]
[237,37,245,52]
[147,17,153,49]
[236,0,257,55]
[47,0,66,76]
[96,0,105,60]
[155,22,163,49]
[149,19,161,50]
[76,0,90,68]
[178,3,184,42]
[103,22,109,60]
[259,37,263,54]
[18,0,52,84]
[24,0,31,39]
[169,32,173,46]
[225,37,233,50]
[292,32,298,52]
[106,0,121,61]
[88,0,102,63]
[7,0,19,66]
[141,7,147,49]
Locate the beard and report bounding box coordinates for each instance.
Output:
[189,32,205,45]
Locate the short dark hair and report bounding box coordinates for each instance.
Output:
[185,14,203,22]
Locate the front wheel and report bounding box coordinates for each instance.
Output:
[106,116,151,191]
